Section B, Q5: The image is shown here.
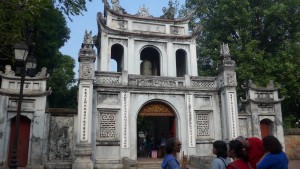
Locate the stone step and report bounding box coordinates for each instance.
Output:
[137,161,162,169]
[95,159,123,169]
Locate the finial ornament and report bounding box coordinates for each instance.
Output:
[220,43,230,57]
[111,0,121,11]
[83,30,93,44]
[137,4,151,17]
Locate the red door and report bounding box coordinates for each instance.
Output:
[8,116,31,167]
[260,123,270,138]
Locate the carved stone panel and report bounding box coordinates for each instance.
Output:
[239,118,249,137]
[137,79,176,87]
[133,22,165,33]
[48,116,74,161]
[170,26,184,35]
[195,111,211,137]
[111,19,128,30]
[80,63,93,79]
[98,111,118,140]
[191,80,216,88]
[94,76,120,85]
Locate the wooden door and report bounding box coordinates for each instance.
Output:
[260,122,270,138]
[8,116,31,167]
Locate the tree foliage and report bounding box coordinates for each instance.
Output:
[0,0,87,108]
[185,0,300,126]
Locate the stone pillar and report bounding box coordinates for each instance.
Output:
[217,43,239,140]
[72,31,96,169]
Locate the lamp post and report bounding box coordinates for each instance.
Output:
[9,42,36,169]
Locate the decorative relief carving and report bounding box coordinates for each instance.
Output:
[80,64,93,79]
[226,73,236,86]
[191,80,215,88]
[36,67,49,78]
[99,112,116,138]
[48,116,73,161]
[133,22,165,33]
[139,103,174,116]
[218,75,224,88]
[170,26,184,35]
[239,118,248,137]
[94,76,120,84]
[138,79,176,87]
[111,19,128,30]
[136,5,151,17]
[196,113,210,137]
[83,30,93,44]
[4,65,15,75]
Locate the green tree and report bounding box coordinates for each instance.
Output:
[0,0,91,69]
[0,0,84,108]
[47,53,77,108]
[185,0,300,126]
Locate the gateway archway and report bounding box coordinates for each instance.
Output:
[137,102,176,158]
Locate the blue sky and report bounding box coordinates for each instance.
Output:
[59,0,185,78]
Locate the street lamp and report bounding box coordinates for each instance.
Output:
[9,42,36,169]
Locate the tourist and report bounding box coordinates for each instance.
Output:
[159,132,167,158]
[236,136,264,169]
[257,135,288,169]
[227,140,252,169]
[161,137,181,169]
[211,140,231,169]
[145,134,152,157]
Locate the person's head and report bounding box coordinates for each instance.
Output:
[165,137,181,154]
[228,140,248,162]
[236,136,249,148]
[262,135,282,154]
[213,140,228,158]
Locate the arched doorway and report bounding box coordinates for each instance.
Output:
[7,116,31,167]
[137,102,176,158]
[111,44,124,72]
[260,118,274,138]
[140,47,160,76]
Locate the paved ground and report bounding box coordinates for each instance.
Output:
[289,160,300,169]
[137,158,300,169]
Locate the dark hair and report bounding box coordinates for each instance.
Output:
[263,135,282,154]
[165,137,177,154]
[229,140,248,162]
[213,140,228,158]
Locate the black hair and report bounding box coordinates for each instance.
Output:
[263,135,282,154]
[229,140,248,162]
[165,137,177,154]
[213,140,228,158]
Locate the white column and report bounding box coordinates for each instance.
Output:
[128,39,135,74]
[100,32,109,71]
[190,41,198,76]
[167,42,176,76]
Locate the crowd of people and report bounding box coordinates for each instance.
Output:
[161,135,288,169]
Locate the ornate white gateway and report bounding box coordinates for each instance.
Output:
[82,0,239,168]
